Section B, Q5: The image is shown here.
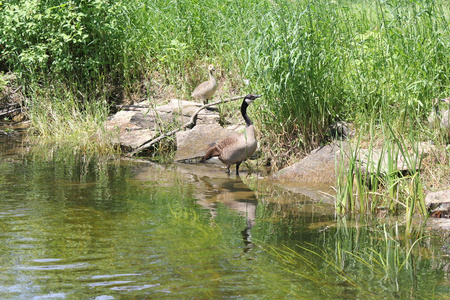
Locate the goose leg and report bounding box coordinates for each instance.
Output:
[236,162,242,175]
[226,165,231,175]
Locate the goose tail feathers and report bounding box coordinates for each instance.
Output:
[200,146,220,162]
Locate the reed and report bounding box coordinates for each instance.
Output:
[335,118,427,235]
[25,81,114,153]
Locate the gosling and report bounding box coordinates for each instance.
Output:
[191,65,217,104]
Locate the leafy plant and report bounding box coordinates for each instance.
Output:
[0,0,125,85]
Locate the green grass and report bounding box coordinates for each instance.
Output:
[2,0,450,148]
[1,0,450,216]
[119,0,450,167]
[335,121,429,235]
[25,81,115,153]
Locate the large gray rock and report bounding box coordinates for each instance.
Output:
[106,99,220,150]
[272,141,422,186]
[273,143,342,184]
[106,108,158,150]
[356,148,420,176]
[426,189,450,219]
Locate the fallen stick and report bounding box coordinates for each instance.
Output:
[0,108,21,117]
[126,95,247,157]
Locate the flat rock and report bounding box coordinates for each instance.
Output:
[106,99,220,150]
[426,219,450,231]
[356,148,419,174]
[174,124,237,162]
[426,190,450,205]
[273,143,343,184]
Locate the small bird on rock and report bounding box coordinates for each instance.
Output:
[191,64,217,105]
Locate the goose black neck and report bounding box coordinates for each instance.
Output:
[241,100,252,126]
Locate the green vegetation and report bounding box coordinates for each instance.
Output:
[336,125,428,235]
[1,0,449,219]
[258,219,448,299]
[1,0,449,147]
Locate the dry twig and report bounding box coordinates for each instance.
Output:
[126,95,247,157]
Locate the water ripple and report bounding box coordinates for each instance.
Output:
[18,262,90,271]
[110,284,159,291]
[89,280,134,287]
[91,273,142,279]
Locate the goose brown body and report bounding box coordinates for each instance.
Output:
[192,65,217,104]
[201,94,261,175]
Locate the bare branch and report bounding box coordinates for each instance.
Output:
[125,95,247,157]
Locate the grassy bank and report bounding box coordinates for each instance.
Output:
[1,0,449,220]
[1,0,449,151]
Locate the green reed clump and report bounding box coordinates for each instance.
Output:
[245,1,349,153]
[336,119,427,235]
[26,82,114,153]
[245,0,450,161]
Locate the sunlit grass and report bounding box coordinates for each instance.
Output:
[120,0,450,170]
[3,0,449,155]
[335,118,428,234]
[25,83,116,154]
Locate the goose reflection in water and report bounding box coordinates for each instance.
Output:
[196,175,258,252]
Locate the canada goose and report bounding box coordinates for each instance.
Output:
[191,64,217,104]
[428,98,450,134]
[201,94,261,175]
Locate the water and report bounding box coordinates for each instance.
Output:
[0,123,449,299]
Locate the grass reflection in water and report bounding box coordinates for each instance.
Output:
[0,146,448,298]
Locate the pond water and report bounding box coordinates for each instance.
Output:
[0,123,449,299]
